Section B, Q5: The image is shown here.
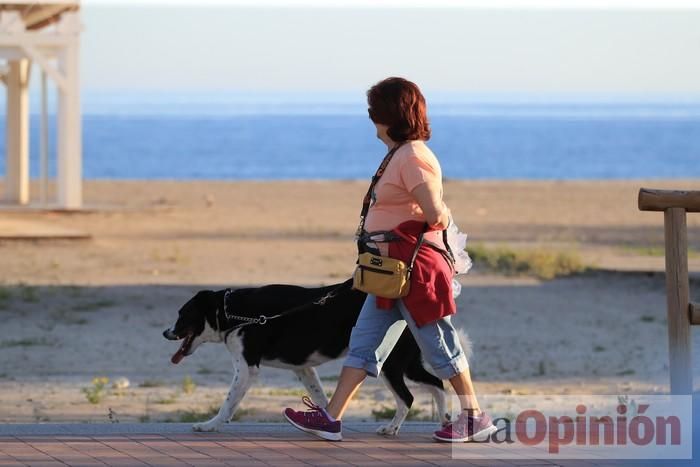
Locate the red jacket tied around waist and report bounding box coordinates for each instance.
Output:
[375,220,456,327]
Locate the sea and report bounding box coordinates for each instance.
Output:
[1,92,699,180]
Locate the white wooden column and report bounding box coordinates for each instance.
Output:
[56,11,82,209]
[4,58,31,205]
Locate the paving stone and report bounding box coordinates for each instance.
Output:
[0,425,694,466]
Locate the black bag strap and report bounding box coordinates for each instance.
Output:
[355,141,407,238]
[406,222,429,276]
[408,225,457,272]
[443,228,456,267]
[355,141,457,269]
[407,225,457,277]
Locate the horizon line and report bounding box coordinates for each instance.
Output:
[84,0,700,10]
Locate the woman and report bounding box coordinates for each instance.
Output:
[284,77,495,443]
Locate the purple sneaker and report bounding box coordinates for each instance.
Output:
[433,411,497,443]
[284,396,342,441]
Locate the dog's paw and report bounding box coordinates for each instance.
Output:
[376,424,400,437]
[192,421,219,432]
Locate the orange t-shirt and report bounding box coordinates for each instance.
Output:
[364,140,446,252]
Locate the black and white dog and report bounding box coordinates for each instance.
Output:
[164,278,467,435]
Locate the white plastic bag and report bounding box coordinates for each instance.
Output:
[446,220,472,275]
[446,220,472,299]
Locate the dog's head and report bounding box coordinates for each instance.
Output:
[163,290,223,364]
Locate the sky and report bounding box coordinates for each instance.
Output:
[76,1,700,97]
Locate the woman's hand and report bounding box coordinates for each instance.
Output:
[411,182,450,230]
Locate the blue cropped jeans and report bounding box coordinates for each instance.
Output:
[343,294,469,380]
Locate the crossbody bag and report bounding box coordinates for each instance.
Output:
[352,142,428,299]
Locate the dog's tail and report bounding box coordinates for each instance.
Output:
[421,327,473,378]
[456,328,473,362]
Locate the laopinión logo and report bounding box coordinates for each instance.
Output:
[449,395,692,460]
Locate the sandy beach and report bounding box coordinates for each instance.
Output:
[1,179,699,425]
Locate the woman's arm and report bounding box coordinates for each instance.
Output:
[411,182,450,230]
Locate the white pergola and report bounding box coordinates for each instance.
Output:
[0,0,81,209]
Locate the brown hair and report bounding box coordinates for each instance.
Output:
[367,77,431,142]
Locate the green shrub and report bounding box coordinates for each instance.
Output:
[154,394,178,405]
[231,408,257,421]
[467,243,587,279]
[622,245,700,258]
[267,388,306,397]
[181,376,196,395]
[139,379,166,388]
[82,376,110,404]
[0,338,52,348]
[173,405,219,423]
[73,300,116,312]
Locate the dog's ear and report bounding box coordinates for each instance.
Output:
[192,290,218,309]
[180,290,218,319]
[193,290,215,298]
[221,287,250,310]
[187,290,224,330]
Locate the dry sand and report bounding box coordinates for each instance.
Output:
[0,179,699,425]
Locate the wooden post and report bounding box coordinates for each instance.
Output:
[639,188,698,395]
[663,208,692,395]
[40,70,49,205]
[639,188,700,212]
[56,11,82,209]
[4,59,30,205]
[2,6,83,208]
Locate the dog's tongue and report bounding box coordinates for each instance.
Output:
[171,335,191,364]
[171,349,185,364]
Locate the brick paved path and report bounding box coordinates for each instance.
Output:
[0,423,693,466]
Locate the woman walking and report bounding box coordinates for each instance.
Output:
[283,77,495,443]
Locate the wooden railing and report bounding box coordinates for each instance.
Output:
[638,188,700,395]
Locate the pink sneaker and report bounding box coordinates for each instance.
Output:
[284,396,342,441]
[433,411,497,443]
